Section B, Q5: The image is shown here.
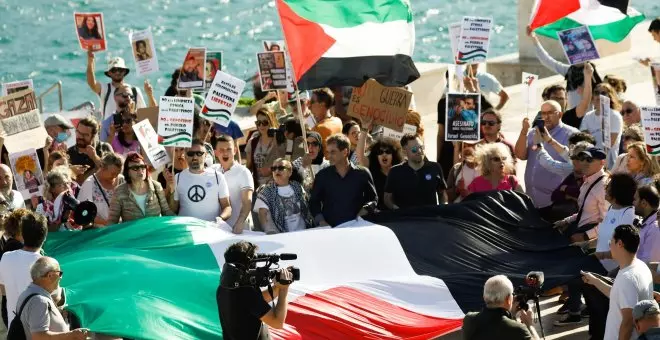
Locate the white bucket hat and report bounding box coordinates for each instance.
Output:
[104,57,130,77]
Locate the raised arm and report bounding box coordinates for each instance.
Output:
[514,118,531,160]
[86,49,101,95]
[529,29,570,76]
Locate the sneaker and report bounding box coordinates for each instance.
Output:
[556,303,571,315]
[581,307,590,318]
[554,314,583,327]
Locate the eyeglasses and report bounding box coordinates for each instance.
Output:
[481,120,498,126]
[307,141,320,147]
[622,108,634,115]
[410,145,424,154]
[128,164,147,171]
[186,151,205,157]
[540,110,557,117]
[115,92,133,99]
[271,165,290,172]
[375,148,393,155]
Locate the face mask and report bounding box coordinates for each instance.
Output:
[55,132,68,143]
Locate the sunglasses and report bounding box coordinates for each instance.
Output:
[255,120,270,127]
[109,68,125,74]
[115,92,133,99]
[375,148,393,155]
[622,108,634,115]
[307,141,320,147]
[128,164,147,171]
[481,120,498,126]
[594,90,609,96]
[52,270,64,278]
[186,151,205,157]
[411,145,424,154]
[122,118,136,124]
[271,165,290,172]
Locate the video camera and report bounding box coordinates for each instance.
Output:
[220,252,300,289]
[513,271,544,311]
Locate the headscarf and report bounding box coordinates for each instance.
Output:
[307,131,325,165]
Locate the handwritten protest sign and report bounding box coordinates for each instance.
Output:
[202,71,246,127]
[2,80,34,96]
[0,89,38,119]
[522,72,539,114]
[177,48,206,89]
[0,109,49,153]
[445,93,481,142]
[651,63,660,106]
[133,119,170,170]
[205,51,223,90]
[158,97,194,147]
[9,149,44,198]
[74,12,106,52]
[449,22,462,65]
[641,106,660,155]
[347,79,412,132]
[382,124,418,141]
[457,16,493,64]
[557,26,600,65]
[257,52,289,91]
[129,28,159,76]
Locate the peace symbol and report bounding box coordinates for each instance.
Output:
[188,185,206,202]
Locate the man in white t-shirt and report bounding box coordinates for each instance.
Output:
[0,213,47,326]
[582,224,654,340]
[0,164,25,218]
[214,135,254,233]
[86,50,145,119]
[168,139,231,222]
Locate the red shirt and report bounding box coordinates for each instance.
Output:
[468,175,519,194]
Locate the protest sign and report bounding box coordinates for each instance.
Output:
[382,124,418,141]
[133,119,170,170]
[205,51,223,90]
[129,28,159,76]
[262,41,294,91]
[136,106,159,131]
[257,52,289,91]
[0,109,49,153]
[457,16,492,64]
[448,22,462,64]
[445,93,481,142]
[641,106,660,155]
[0,89,38,119]
[651,63,660,106]
[177,48,206,89]
[2,79,34,96]
[600,95,611,151]
[347,79,412,132]
[202,71,246,127]
[74,12,106,52]
[9,148,44,198]
[522,72,539,114]
[557,26,600,65]
[158,97,194,147]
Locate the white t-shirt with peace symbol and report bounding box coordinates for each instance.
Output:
[174,168,230,222]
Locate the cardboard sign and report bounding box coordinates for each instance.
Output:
[448,22,463,65]
[2,80,34,96]
[202,71,246,127]
[347,79,412,132]
[205,51,223,90]
[158,97,194,147]
[445,92,481,142]
[382,124,418,141]
[600,95,611,150]
[457,16,493,64]
[9,148,44,198]
[557,26,600,65]
[641,106,660,155]
[522,72,539,112]
[74,12,106,52]
[0,109,49,153]
[136,106,159,131]
[177,47,206,89]
[0,89,38,119]
[257,51,289,91]
[133,119,170,170]
[651,63,660,106]
[129,28,159,76]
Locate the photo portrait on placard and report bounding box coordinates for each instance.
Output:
[74,12,106,51]
[445,92,481,142]
[9,149,44,197]
[134,39,152,61]
[257,52,276,91]
[557,26,600,65]
[263,40,284,52]
[205,51,222,90]
[177,48,206,89]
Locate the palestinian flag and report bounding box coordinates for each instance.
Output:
[275,0,419,90]
[43,191,603,339]
[530,0,644,42]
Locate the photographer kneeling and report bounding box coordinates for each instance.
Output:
[217,241,295,339]
[463,275,540,340]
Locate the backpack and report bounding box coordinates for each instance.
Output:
[7,293,40,340]
[103,83,138,117]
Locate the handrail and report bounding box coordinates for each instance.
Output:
[38,81,63,113]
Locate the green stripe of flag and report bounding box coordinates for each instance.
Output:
[282,0,412,28]
[535,15,645,43]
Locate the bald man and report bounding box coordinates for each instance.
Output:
[515,100,580,221]
[0,164,25,218]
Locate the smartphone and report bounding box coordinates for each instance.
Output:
[532,119,545,132]
[113,113,123,126]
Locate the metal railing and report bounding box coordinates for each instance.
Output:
[37,81,63,113]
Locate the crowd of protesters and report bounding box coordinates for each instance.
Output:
[0,15,659,340]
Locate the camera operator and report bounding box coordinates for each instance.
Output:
[217,241,293,340]
[463,275,540,340]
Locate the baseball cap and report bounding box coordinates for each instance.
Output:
[577,147,607,160]
[44,114,74,129]
[633,300,660,321]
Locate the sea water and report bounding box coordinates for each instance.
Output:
[0,0,657,111]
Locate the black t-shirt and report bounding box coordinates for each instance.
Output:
[384,161,448,209]
[561,107,582,130]
[67,141,113,183]
[217,285,271,340]
[369,164,388,210]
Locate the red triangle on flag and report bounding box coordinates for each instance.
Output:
[276,0,336,82]
[529,0,581,30]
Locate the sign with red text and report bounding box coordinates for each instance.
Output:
[157,96,194,147]
[2,79,34,96]
[348,79,412,132]
[641,106,660,155]
[201,71,246,127]
[457,16,492,64]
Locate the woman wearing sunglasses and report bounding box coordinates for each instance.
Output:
[246,108,283,187]
[253,158,314,234]
[292,132,329,192]
[579,83,623,169]
[467,143,522,194]
[361,136,403,210]
[108,152,172,224]
[109,112,141,157]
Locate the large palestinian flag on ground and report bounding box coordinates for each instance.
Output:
[275,0,420,90]
[43,191,604,339]
[530,0,644,42]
